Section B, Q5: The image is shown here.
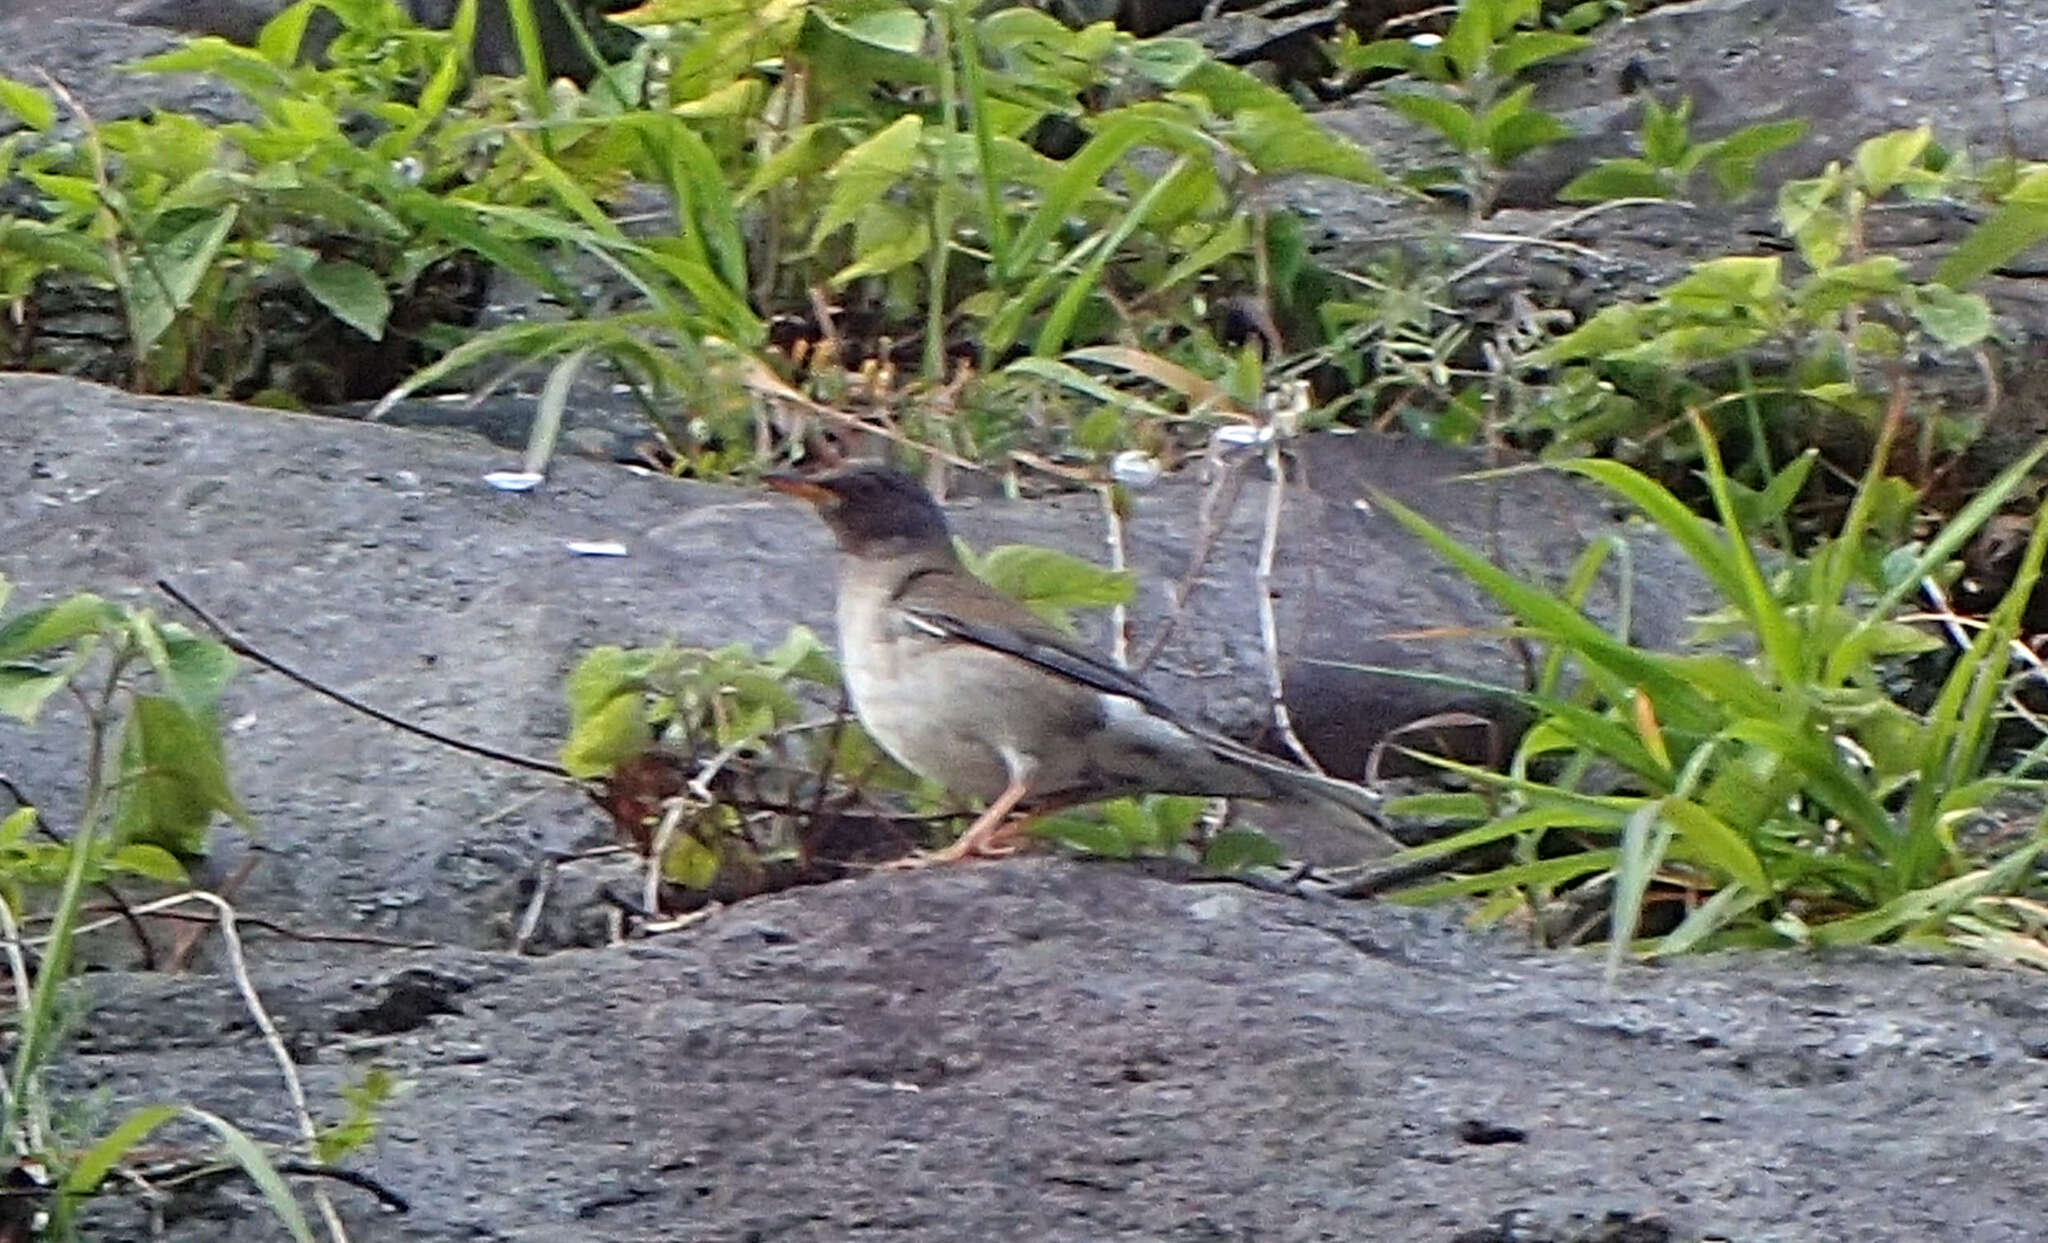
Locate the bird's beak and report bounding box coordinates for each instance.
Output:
[764,472,841,509]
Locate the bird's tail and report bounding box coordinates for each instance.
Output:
[1202,731,1394,843]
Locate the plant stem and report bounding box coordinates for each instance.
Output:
[925,0,964,382]
[4,646,131,1155]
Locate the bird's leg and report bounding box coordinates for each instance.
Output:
[889,778,1034,868]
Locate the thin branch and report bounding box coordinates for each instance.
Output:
[1255,435,1323,773]
[1100,483,1132,669]
[154,579,570,779]
[1132,452,1252,672]
[175,891,347,1243]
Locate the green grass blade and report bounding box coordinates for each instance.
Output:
[183,1107,317,1243]
[1373,491,1718,729]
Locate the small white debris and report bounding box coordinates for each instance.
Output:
[566,540,629,557]
[230,712,259,734]
[889,1081,923,1093]
[483,471,545,492]
[1110,450,1164,489]
[1209,423,1274,458]
[391,156,424,186]
[1409,32,1442,47]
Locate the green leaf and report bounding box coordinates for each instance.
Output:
[0,664,75,723]
[811,115,923,247]
[661,834,721,889]
[128,207,240,353]
[1383,91,1479,152]
[1638,96,1691,169]
[299,258,392,341]
[967,544,1134,630]
[830,201,929,285]
[559,692,651,780]
[112,695,248,856]
[1031,814,1135,858]
[0,593,117,661]
[1201,828,1285,872]
[1229,107,1381,182]
[1935,193,2048,288]
[1485,97,1573,164]
[0,75,55,131]
[182,1107,317,1243]
[1661,255,1783,311]
[1489,30,1590,79]
[1441,0,1496,81]
[1128,37,1208,88]
[1700,118,1805,198]
[565,646,642,721]
[1906,284,1992,349]
[63,1104,182,1196]
[108,843,190,884]
[155,627,238,719]
[1852,125,1931,197]
[256,0,318,65]
[1660,798,1770,893]
[1559,159,1673,203]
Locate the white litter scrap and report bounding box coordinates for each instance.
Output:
[566,541,629,558]
[484,471,545,492]
[1110,450,1164,489]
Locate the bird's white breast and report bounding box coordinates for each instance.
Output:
[834,561,1016,801]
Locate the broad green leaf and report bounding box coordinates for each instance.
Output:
[1560,159,1673,203]
[968,543,1134,630]
[1701,118,1805,198]
[112,695,248,855]
[1230,107,1382,182]
[1032,814,1136,858]
[108,843,190,884]
[256,0,317,65]
[1485,96,1573,163]
[0,75,54,131]
[1383,91,1479,153]
[0,664,71,723]
[1662,255,1783,311]
[1791,255,1905,319]
[1128,37,1208,88]
[811,115,922,247]
[300,258,392,341]
[155,628,237,719]
[1490,30,1590,78]
[559,691,651,780]
[1638,96,1690,169]
[1905,284,1991,349]
[830,201,929,285]
[1441,0,1496,81]
[1852,125,1930,197]
[128,207,240,353]
[0,593,117,661]
[662,834,721,888]
[1202,828,1285,872]
[565,646,645,721]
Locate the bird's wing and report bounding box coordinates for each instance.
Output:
[889,567,1176,715]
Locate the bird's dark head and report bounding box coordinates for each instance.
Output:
[765,462,953,558]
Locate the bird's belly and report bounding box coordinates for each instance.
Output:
[841,640,1016,802]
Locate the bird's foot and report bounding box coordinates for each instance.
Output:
[881,821,1031,869]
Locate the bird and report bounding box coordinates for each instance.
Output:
[766,462,1389,864]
